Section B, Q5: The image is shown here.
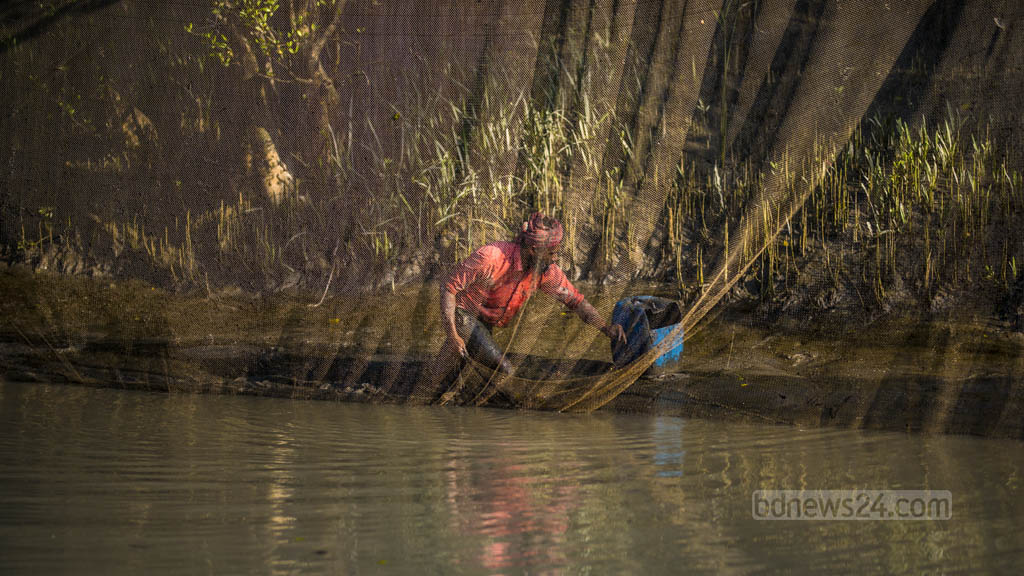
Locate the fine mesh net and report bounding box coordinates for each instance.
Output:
[2,1,1023,430]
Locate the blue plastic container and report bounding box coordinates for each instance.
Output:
[610,296,684,376]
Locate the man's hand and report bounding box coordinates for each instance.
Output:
[602,323,627,347]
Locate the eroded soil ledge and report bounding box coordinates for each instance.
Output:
[2,266,1022,439]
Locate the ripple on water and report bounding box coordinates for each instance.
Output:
[0,381,1022,574]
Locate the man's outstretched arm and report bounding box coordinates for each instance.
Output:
[536,266,625,346]
[574,299,626,345]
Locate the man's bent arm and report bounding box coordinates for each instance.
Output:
[441,290,459,339]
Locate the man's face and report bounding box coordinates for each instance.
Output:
[523,244,559,274]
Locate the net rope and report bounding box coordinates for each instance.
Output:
[429,1,934,413]
[6,0,1014,418]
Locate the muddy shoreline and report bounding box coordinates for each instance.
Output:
[2,265,1022,439]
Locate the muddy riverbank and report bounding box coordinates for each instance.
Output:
[2,265,1022,439]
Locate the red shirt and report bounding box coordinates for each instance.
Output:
[444,241,585,327]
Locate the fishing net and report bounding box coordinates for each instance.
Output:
[2,1,1023,428]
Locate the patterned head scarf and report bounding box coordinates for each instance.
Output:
[517,212,564,250]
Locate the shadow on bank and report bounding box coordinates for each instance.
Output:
[2,324,1022,440]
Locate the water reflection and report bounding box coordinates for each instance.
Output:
[1,382,1022,574]
[653,416,685,477]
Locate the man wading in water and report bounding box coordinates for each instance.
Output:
[427,212,626,399]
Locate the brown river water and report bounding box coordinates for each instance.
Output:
[1,381,1022,574]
